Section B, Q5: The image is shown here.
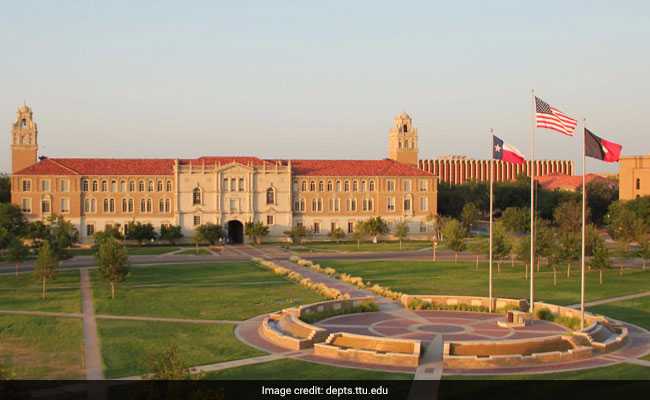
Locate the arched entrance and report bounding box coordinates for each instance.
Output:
[227,220,244,244]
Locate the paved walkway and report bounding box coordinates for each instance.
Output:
[80,269,104,380]
[567,291,650,308]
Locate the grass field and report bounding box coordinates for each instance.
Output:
[318,260,650,306]
[68,246,181,257]
[0,270,81,313]
[0,315,83,379]
[447,363,650,380]
[589,296,650,330]
[285,240,434,253]
[98,319,262,378]
[204,358,412,380]
[176,248,211,256]
[92,262,324,320]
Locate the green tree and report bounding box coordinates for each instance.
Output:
[33,241,59,299]
[7,237,29,276]
[328,227,346,243]
[96,237,129,299]
[191,230,206,254]
[364,217,389,243]
[284,225,307,244]
[93,227,124,248]
[491,222,512,260]
[442,218,466,256]
[0,227,9,250]
[0,203,27,237]
[394,220,409,250]
[351,221,367,249]
[606,201,647,252]
[553,200,583,234]
[195,223,224,245]
[159,225,183,245]
[637,235,650,269]
[0,173,10,203]
[46,214,79,259]
[147,344,192,380]
[460,202,481,234]
[500,207,530,233]
[126,221,157,245]
[26,220,50,247]
[586,180,618,226]
[590,232,611,270]
[245,221,270,245]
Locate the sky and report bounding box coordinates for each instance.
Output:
[2,0,649,174]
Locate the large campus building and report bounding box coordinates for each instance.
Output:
[618,154,650,200]
[9,106,438,243]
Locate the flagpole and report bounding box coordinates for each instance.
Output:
[489,129,494,313]
[580,118,587,330]
[529,90,536,314]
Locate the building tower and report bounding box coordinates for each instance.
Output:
[11,104,38,173]
[388,112,418,165]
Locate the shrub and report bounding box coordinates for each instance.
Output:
[536,307,554,321]
[300,302,379,323]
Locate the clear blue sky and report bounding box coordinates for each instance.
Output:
[2,0,648,174]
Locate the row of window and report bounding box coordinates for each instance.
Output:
[297,221,429,234]
[293,196,428,213]
[82,179,173,193]
[294,179,429,193]
[20,198,69,214]
[21,178,70,193]
[83,198,172,214]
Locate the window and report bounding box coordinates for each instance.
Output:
[347,222,354,234]
[21,198,31,213]
[41,198,51,213]
[146,199,152,213]
[166,180,173,192]
[109,198,115,213]
[419,222,428,233]
[129,181,135,192]
[60,179,70,192]
[352,180,358,192]
[110,180,116,192]
[403,179,412,192]
[92,180,98,192]
[348,198,357,211]
[147,180,154,192]
[22,179,31,192]
[266,188,275,205]
[230,179,236,192]
[84,198,96,213]
[267,215,274,225]
[344,180,350,192]
[327,180,333,191]
[192,187,202,205]
[420,197,429,212]
[310,181,316,192]
[40,179,51,192]
[122,198,128,213]
[637,178,641,190]
[120,180,126,192]
[387,180,395,192]
[193,215,201,226]
[60,198,70,213]
[299,198,305,212]
[313,222,320,234]
[229,199,239,212]
[330,222,336,232]
[318,181,324,192]
[301,181,307,192]
[86,224,95,237]
[361,180,366,192]
[140,199,146,212]
[387,197,396,212]
[336,180,341,192]
[157,180,163,192]
[404,197,412,212]
[159,198,165,213]
[238,178,245,192]
[80,180,86,192]
[312,198,322,212]
[104,199,110,213]
[138,180,145,192]
[128,198,134,213]
[223,178,229,191]
[369,180,375,192]
[419,179,428,192]
[165,199,171,213]
[101,180,108,192]
[362,198,373,211]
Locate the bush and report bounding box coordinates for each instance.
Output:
[536,307,554,321]
[300,302,379,323]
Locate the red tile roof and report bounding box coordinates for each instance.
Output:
[14,158,175,176]
[290,159,433,177]
[537,174,614,191]
[180,156,275,167]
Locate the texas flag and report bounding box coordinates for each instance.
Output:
[493,135,525,164]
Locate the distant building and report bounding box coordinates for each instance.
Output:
[619,154,650,200]
[537,174,615,192]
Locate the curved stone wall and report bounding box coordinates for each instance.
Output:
[314,332,421,368]
[259,312,328,351]
[401,294,527,312]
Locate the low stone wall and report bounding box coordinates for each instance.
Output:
[314,332,421,368]
[259,312,328,351]
[401,295,527,312]
[288,297,376,320]
[533,301,605,326]
[574,321,629,353]
[443,335,592,369]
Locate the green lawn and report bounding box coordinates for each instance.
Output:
[204,358,412,380]
[0,315,83,379]
[92,262,324,320]
[287,240,434,253]
[318,260,650,306]
[642,354,650,362]
[68,246,180,257]
[447,363,650,380]
[588,296,650,330]
[175,248,211,256]
[98,319,262,378]
[0,270,81,313]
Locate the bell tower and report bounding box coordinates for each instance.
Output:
[388,112,418,165]
[11,104,38,173]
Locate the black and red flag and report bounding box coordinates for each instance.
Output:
[584,128,622,162]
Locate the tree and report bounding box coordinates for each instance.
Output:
[26,220,50,247]
[491,222,512,260]
[0,203,27,237]
[637,235,650,269]
[7,237,29,276]
[553,200,583,234]
[147,344,191,380]
[0,227,9,250]
[96,237,129,299]
[94,227,124,247]
[351,221,368,248]
[500,207,530,233]
[364,217,389,243]
[590,232,611,270]
[284,225,307,244]
[46,214,79,259]
[191,230,205,254]
[126,221,157,245]
[606,201,644,251]
[159,225,183,245]
[245,221,270,245]
[0,173,10,204]
[394,221,409,250]
[460,202,481,234]
[586,180,618,226]
[442,218,466,256]
[33,241,59,299]
[328,227,346,243]
[195,223,223,245]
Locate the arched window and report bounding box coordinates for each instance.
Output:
[369,180,375,192]
[138,180,145,192]
[266,187,275,205]
[157,180,163,192]
[318,181,324,192]
[637,178,641,190]
[129,181,135,192]
[128,198,134,213]
[159,198,165,212]
[301,181,307,192]
[361,180,366,192]
[147,180,154,192]
[166,180,173,192]
[101,180,108,192]
[403,124,408,133]
[192,187,202,205]
[165,199,171,213]
[352,180,358,192]
[122,199,128,213]
[327,180,333,191]
[109,198,115,212]
[344,180,350,192]
[92,180,98,192]
[336,180,341,192]
[309,181,316,192]
[81,179,89,192]
[120,180,126,192]
[103,199,109,212]
[140,199,146,212]
[111,180,117,192]
[146,199,152,213]
[312,198,318,211]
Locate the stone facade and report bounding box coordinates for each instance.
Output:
[618,154,650,200]
[10,106,437,242]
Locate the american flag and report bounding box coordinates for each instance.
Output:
[535,96,577,136]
